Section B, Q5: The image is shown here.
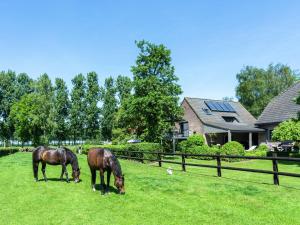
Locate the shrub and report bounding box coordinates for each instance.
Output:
[185,145,219,160]
[0,147,21,157]
[179,134,205,151]
[272,119,300,141]
[81,142,162,160]
[245,144,268,157]
[219,141,245,161]
[220,141,245,156]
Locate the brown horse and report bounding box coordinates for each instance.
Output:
[32,146,80,183]
[87,148,125,194]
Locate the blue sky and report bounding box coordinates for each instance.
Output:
[1,0,300,100]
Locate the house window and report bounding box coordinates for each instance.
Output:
[180,122,189,137]
[222,116,239,123]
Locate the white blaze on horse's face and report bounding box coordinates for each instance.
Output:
[72,168,80,183]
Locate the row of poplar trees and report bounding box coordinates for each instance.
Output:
[0,40,183,146]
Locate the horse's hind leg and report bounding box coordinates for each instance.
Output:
[90,168,96,191]
[33,162,39,182]
[100,170,106,195]
[41,162,47,182]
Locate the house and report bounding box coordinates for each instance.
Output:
[176,97,264,148]
[256,82,300,141]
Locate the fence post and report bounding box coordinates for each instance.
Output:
[158,153,162,167]
[272,152,279,185]
[127,150,130,160]
[216,153,222,177]
[141,152,144,163]
[182,154,186,172]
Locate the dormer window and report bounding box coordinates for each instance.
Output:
[222,116,239,123]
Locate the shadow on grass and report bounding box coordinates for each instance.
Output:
[94,184,120,194]
[38,178,83,183]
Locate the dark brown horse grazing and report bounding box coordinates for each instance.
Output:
[87,148,125,195]
[32,146,80,183]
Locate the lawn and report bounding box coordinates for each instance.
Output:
[1,153,300,225]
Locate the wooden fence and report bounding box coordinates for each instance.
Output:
[111,150,300,186]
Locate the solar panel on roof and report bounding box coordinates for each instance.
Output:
[224,102,235,112]
[205,101,236,113]
[206,102,217,111]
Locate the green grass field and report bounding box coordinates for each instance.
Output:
[1,153,300,225]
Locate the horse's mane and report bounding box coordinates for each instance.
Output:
[61,147,79,169]
[110,151,122,177]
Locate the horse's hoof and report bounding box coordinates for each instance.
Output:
[93,188,96,192]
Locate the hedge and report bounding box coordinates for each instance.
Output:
[79,142,162,160]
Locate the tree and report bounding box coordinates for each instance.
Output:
[15,73,33,99]
[116,75,132,104]
[0,70,17,145]
[117,40,183,142]
[70,74,86,143]
[53,78,70,145]
[85,72,100,139]
[272,120,300,141]
[10,93,46,146]
[100,77,117,141]
[236,63,298,118]
[34,73,55,144]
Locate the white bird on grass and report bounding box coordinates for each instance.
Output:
[167,167,173,175]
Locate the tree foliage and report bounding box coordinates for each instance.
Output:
[116,75,132,104]
[100,77,117,141]
[53,78,70,144]
[116,40,183,142]
[236,64,298,118]
[70,74,86,142]
[85,72,100,139]
[10,93,46,145]
[272,120,300,141]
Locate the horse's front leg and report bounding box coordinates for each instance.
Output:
[63,164,69,183]
[60,166,65,181]
[41,162,47,182]
[33,161,39,182]
[100,170,106,195]
[106,170,111,193]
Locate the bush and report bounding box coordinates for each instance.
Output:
[179,134,205,151]
[81,142,162,160]
[219,141,244,161]
[245,144,268,157]
[0,147,21,157]
[272,119,300,141]
[185,145,219,159]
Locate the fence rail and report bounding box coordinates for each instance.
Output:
[111,150,300,186]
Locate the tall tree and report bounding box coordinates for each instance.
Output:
[116,75,132,104]
[85,72,100,139]
[100,77,117,141]
[15,73,33,99]
[34,73,55,144]
[236,64,298,118]
[70,74,86,143]
[0,70,17,145]
[53,78,70,145]
[117,40,183,142]
[10,93,45,146]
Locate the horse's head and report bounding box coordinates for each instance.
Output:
[115,175,125,194]
[72,167,80,183]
